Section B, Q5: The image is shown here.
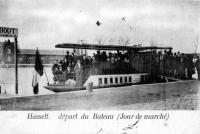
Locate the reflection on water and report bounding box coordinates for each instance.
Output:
[0,67,54,95]
[0,67,198,96]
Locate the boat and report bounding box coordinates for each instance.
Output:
[44,43,193,93]
[44,85,85,92]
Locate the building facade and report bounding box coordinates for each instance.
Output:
[18,49,65,64]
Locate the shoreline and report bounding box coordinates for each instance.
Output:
[0,79,199,110]
[0,64,52,68]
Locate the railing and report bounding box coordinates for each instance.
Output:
[84,73,149,87]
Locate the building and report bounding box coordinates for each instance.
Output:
[0,41,67,65]
[18,49,66,64]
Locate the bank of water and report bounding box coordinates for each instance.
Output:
[0,67,198,96]
[0,67,54,96]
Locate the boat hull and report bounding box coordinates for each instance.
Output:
[44,85,85,93]
[44,74,179,93]
[44,83,135,93]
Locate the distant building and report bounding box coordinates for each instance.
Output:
[0,41,68,65]
[18,49,65,64]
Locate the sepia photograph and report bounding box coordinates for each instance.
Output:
[0,0,200,111]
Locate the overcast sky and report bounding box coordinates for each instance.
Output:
[0,0,200,53]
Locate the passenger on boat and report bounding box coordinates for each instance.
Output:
[81,54,87,70]
[69,62,75,73]
[162,50,167,75]
[71,53,75,62]
[195,56,200,80]
[172,52,178,77]
[64,48,195,81]
[58,60,64,72]
[95,50,101,63]
[52,60,60,75]
[74,59,83,87]
[63,51,71,70]
[179,53,185,78]
[185,55,195,79]
[52,60,63,84]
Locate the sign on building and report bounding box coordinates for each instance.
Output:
[0,27,18,37]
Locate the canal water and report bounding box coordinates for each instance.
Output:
[0,67,54,95]
[0,67,198,96]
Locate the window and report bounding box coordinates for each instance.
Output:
[125,77,127,83]
[99,78,102,85]
[115,77,118,83]
[129,76,132,82]
[110,78,113,84]
[120,77,123,83]
[104,78,108,84]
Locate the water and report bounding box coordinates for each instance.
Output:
[0,67,198,96]
[0,67,54,96]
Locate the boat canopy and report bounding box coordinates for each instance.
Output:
[55,43,172,51]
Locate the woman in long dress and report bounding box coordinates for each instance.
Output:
[74,59,83,87]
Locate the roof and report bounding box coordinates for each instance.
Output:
[19,49,65,55]
[55,43,172,51]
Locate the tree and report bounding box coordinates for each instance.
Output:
[96,36,106,45]
[108,38,115,45]
[117,37,130,46]
[194,34,199,55]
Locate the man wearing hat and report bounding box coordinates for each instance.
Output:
[64,51,70,64]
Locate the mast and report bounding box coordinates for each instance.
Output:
[14,35,18,94]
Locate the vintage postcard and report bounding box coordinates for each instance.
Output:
[0,0,200,133]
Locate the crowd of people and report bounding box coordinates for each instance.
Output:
[52,49,199,84]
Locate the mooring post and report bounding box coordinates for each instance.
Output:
[14,36,18,94]
[160,84,166,101]
[86,82,93,92]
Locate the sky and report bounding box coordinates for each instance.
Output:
[0,0,200,53]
